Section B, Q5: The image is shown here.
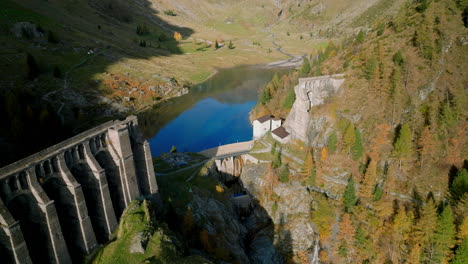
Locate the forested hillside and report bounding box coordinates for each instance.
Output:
[252,0,467,262]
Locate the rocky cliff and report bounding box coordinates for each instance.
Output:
[284,74,345,145]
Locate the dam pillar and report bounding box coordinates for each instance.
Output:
[82,143,118,240]
[27,169,72,264]
[0,198,32,264]
[56,153,97,254]
[107,124,140,203]
[131,133,158,197]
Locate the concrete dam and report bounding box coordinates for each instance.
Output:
[0,116,158,263]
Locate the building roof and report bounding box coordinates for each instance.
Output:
[256,115,273,123]
[272,127,290,139]
[272,117,282,121]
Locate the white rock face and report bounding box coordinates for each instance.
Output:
[284,74,345,144]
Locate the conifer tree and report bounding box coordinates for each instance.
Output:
[336,213,356,262]
[432,205,456,263]
[279,164,289,183]
[272,148,282,168]
[300,58,311,75]
[271,142,277,155]
[351,128,364,161]
[450,169,468,202]
[393,124,413,167]
[26,53,39,80]
[228,40,235,49]
[271,73,281,91]
[303,150,316,186]
[343,123,356,155]
[343,178,357,212]
[417,125,436,167]
[454,193,468,238]
[327,132,338,153]
[321,147,328,161]
[260,86,271,105]
[414,198,438,244]
[360,159,377,198]
[392,206,414,259]
[452,238,468,264]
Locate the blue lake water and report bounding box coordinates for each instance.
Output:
[140,65,288,157]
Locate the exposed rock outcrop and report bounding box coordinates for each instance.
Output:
[284,74,345,144]
[240,164,319,262]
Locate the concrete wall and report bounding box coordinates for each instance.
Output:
[272,133,290,144]
[271,119,282,131]
[0,116,158,263]
[284,74,345,144]
[253,120,271,140]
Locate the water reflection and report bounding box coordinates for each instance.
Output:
[139,65,288,156]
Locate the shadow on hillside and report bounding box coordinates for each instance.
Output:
[0,0,193,166]
[156,158,293,263]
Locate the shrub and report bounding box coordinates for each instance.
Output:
[300,58,311,75]
[164,10,177,16]
[327,132,337,153]
[136,24,149,35]
[169,146,177,153]
[272,148,282,168]
[393,50,404,66]
[279,164,289,183]
[26,53,39,80]
[355,29,365,43]
[47,31,59,43]
[53,65,62,78]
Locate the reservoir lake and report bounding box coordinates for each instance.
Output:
[139,65,288,156]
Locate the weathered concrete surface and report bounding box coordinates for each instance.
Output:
[198,140,253,158]
[284,74,345,144]
[0,116,158,263]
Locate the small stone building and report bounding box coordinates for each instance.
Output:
[272,126,290,144]
[253,115,272,139]
[271,117,282,131]
[253,115,283,139]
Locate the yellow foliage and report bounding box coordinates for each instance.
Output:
[173,32,182,41]
[321,147,328,161]
[215,185,224,193]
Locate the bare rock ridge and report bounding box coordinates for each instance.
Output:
[284,74,345,144]
[0,116,158,264]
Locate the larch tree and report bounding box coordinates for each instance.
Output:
[413,198,438,257]
[303,149,316,186]
[360,159,377,198]
[391,206,414,262]
[417,125,436,167]
[173,32,182,41]
[393,123,413,168]
[321,147,328,161]
[351,128,364,161]
[337,213,357,262]
[454,193,468,238]
[343,123,356,155]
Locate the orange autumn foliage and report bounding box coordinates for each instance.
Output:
[173,32,182,41]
